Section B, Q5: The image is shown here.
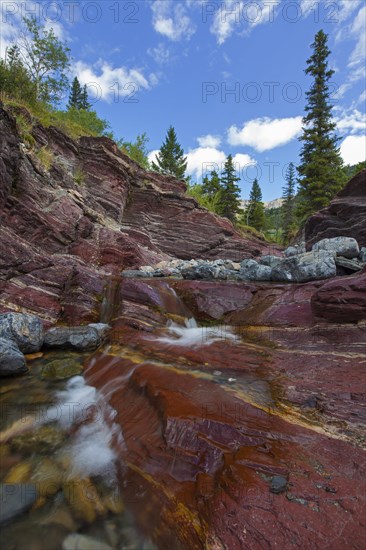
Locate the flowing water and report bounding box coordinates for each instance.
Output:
[2,280,357,549]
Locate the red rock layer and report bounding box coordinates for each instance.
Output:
[0,104,270,322]
[305,169,366,249]
[84,275,366,550]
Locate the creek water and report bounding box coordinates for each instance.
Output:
[0,283,279,550]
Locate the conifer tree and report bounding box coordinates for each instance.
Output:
[246,178,265,230]
[216,154,241,222]
[201,170,221,198]
[151,126,188,180]
[282,162,297,244]
[296,30,344,220]
[67,77,82,109]
[80,84,91,110]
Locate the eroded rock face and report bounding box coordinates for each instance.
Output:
[311,268,366,322]
[0,104,271,323]
[306,169,366,249]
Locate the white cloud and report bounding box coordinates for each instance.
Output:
[210,0,280,44]
[151,1,196,41]
[340,135,366,165]
[148,145,256,181]
[348,6,366,69]
[147,43,171,65]
[336,109,366,135]
[227,116,303,152]
[197,134,222,148]
[75,60,155,103]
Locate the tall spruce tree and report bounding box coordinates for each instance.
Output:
[282,162,297,244]
[296,30,344,220]
[247,178,265,230]
[151,126,188,180]
[216,154,241,222]
[67,77,82,109]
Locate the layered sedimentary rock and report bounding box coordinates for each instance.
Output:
[0,104,270,323]
[305,169,366,249]
[85,276,366,550]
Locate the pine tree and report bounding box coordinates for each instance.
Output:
[282,162,297,244]
[67,77,82,110]
[80,84,91,110]
[296,30,344,220]
[201,170,221,198]
[151,126,188,180]
[246,178,265,230]
[216,154,241,222]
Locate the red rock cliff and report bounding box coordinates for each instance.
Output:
[0,104,270,323]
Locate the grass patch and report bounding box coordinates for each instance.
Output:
[36,146,54,171]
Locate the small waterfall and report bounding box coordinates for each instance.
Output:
[154,317,236,347]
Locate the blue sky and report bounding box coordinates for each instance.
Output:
[1,1,365,200]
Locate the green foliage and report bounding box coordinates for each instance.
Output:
[151,126,188,180]
[215,154,241,222]
[282,162,297,244]
[55,107,111,138]
[342,160,366,181]
[120,133,150,169]
[243,179,265,230]
[296,30,344,221]
[186,182,221,213]
[19,16,70,104]
[0,47,37,105]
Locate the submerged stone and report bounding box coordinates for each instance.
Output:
[270,475,288,494]
[62,534,113,550]
[40,358,83,380]
[11,425,65,455]
[0,483,37,525]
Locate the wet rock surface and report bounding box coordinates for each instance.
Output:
[0,483,37,525]
[0,337,28,377]
[44,326,101,351]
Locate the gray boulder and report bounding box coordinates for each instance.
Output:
[122,270,152,278]
[238,259,272,281]
[312,236,359,259]
[181,264,222,280]
[284,243,305,257]
[271,250,336,283]
[0,338,28,377]
[258,255,283,267]
[335,256,364,273]
[0,313,44,353]
[44,326,101,351]
[359,247,366,263]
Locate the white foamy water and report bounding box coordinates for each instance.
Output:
[155,318,236,348]
[45,376,124,482]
